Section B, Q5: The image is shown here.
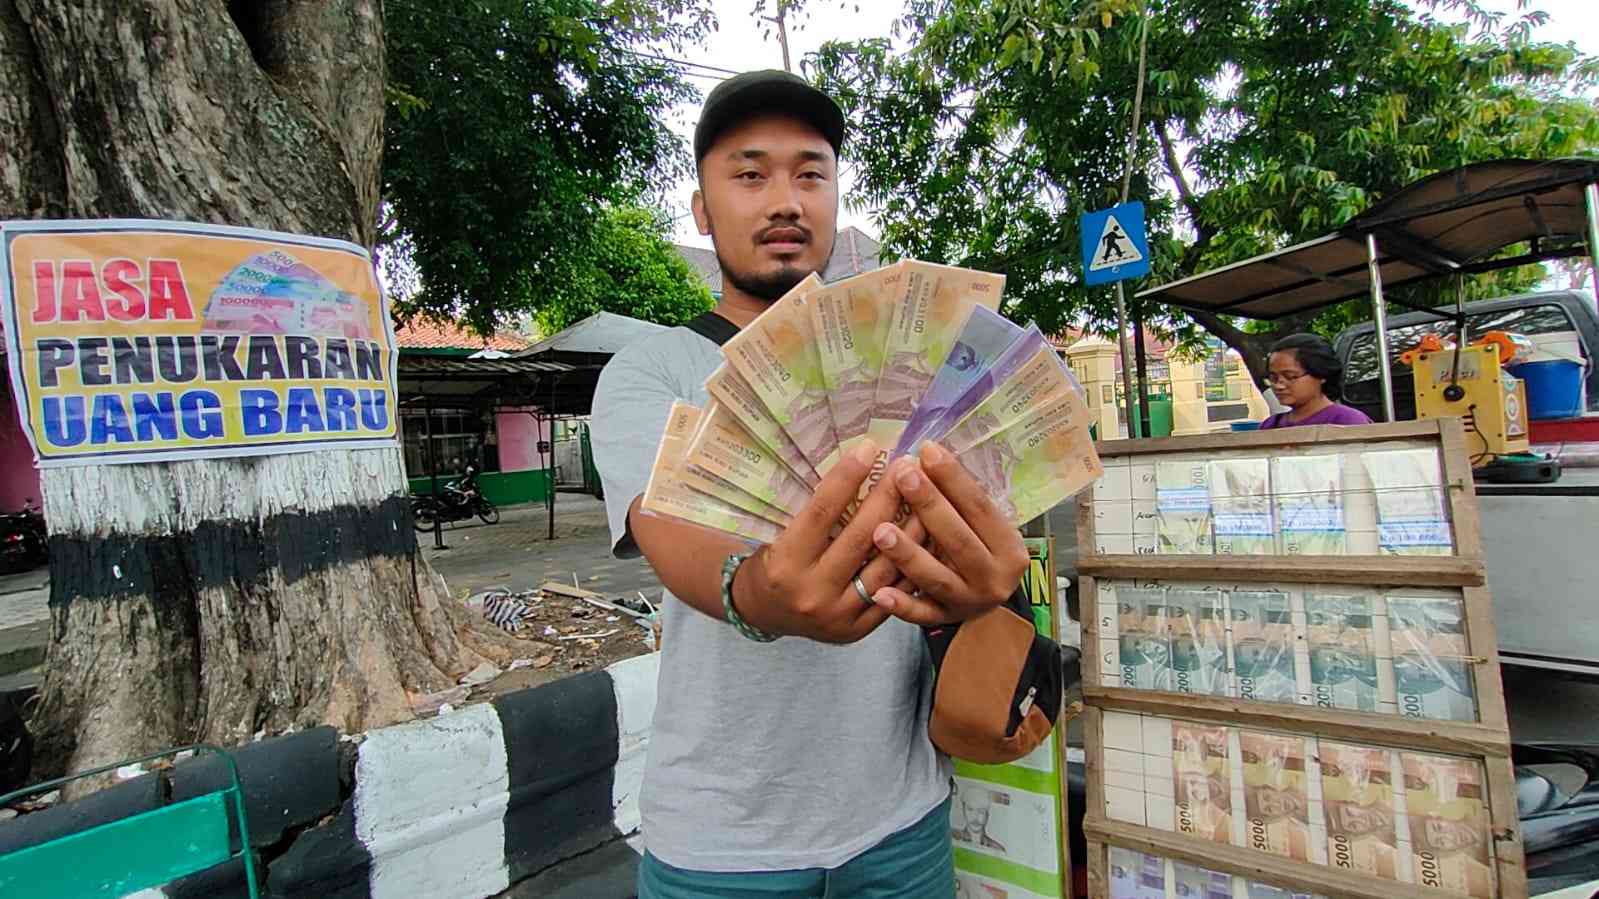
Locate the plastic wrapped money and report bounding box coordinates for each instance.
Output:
[958,389,1101,525]
[1305,593,1382,713]
[1241,731,1312,861]
[1363,449,1453,555]
[1117,586,1171,690]
[640,402,784,544]
[871,261,1005,449]
[892,305,1026,457]
[1210,458,1274,555]
[809,264,900,456]
[1168,588,1230,696]
[1271,454,1346,555]
[1173,721,1234,844]
[1245,883,1321,899]
[1156,459,1212,554]
[1229,590,1299,704]
[1320,743,1400,880]
[1108,847,1168,899]
[1388,595,1479,723]
[1404,753,1494,898]
[940,345,1082,454]
[704,364,820,487]
[721,274,840,471]
[1172,861,1234,899]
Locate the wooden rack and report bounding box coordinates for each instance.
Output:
[1075,418,1523,899]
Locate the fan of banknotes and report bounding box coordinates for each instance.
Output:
[642,260,1104,543]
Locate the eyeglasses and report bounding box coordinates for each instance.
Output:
[1263,370,1311,387]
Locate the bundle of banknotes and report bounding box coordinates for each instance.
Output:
[1103,711,1496,898]
[1107,582,1480,724]
[642,261,1104,541]
[203,249,373,339]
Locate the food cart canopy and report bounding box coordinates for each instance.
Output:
[1136,158,1599,320]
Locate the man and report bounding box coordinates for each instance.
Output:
[591,70,1028,898]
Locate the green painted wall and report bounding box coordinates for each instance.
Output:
[408,469,551,505]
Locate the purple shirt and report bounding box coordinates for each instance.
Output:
[1259,402,1373,429]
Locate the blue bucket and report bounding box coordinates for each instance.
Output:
[1230,421,1262,432]
[1508,359,1584,420]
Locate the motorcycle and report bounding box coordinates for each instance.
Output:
[411,466,499,531]
[0,500,47,574]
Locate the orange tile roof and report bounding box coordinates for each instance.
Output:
[394,317,528,352]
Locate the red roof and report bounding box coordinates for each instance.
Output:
[394,318,528,352]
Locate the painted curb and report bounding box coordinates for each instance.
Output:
[0,652,660,898]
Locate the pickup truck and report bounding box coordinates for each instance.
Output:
[1333,289,1599,677]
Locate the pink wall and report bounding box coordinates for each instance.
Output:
[0,386,42,512]
[495,406,551,473]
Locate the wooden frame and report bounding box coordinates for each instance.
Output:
[1077,419,1524,899]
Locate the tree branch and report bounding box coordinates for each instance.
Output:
[1158,121,1208,241]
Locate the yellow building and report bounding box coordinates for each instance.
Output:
[1062,336,1271,438]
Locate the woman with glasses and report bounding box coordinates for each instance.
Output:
[1258,334,1373,429]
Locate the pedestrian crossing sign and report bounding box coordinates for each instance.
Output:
[1080,201,1151,286]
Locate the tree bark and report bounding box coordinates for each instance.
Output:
[0,0,509,778]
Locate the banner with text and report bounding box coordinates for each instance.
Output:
[0,219,399,467]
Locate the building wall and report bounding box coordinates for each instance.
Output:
[0,384,42,512]
[495,406,551,474]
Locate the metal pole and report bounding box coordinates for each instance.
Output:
[1134,307,1152,438]
[1455,273,1468,346]
[547,376,557,542]
[1365,233,1397,422]
[1585,182,1599,309]
[1115,284,1137,438]
[424,395,446,549]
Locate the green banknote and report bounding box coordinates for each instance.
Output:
[684,401,813,516]
[721,274,840,472]
[704,363,820,487]
[1228,590,1299,704]
[641,402,784,544]
[1116,585,1170,690]
[1388,595,1479,723]
[958,387,1101,526]
[1168,588,1230,697]
[1306,593,1382,713]
[808,263,901,457]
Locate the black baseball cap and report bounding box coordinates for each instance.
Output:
[693,69,846,163]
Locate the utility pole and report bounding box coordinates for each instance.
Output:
[760,1,793,72]
[1114,9,1152,439]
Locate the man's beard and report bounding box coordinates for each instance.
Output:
[709,225,834,302]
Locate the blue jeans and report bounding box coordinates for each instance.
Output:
[637,796,955,899]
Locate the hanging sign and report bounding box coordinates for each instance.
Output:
[0,219,399,467]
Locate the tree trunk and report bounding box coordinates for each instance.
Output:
[0,0,512,778]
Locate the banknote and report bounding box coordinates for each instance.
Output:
[871,261,1005,450]
[897,324,1049,458]
[1320,742,1399,880]
[1172,861,1234,899]
[1172,721,1233,844]
[721,274,840,471]
[959,391,1102,525]
[1241,731,1312,861]
[1404,753,1494,898]
[1168,588,1229,697]
[1156,459,1212,554]
[684,402,813,516]
[1305,594,1381,713]
[1363,449,1453,555]
[1388,595,1479,723]
[640,402,784,544]
[940,344,1081,455]
[808,263,901,455]
[1228,590,1299,704]
[206,249,372,339]
[893,305,1026,457]
[1116,586,1171,690]
[1273,454,1347,555]
[1108,847,1167,899]
[673,404,795,526]
[704,364,820,487]
[1210,458,1274,555]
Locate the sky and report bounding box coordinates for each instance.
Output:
[664,0,1599,249]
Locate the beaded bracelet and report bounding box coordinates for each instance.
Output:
[722,553,779,643]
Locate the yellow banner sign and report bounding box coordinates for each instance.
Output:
[1,220,399,466]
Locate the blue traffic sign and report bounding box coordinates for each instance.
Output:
[1080,201,1151,286]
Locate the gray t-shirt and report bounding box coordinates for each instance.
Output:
[591,324,951,873]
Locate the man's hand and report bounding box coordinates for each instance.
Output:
[733,440,926,644]
[866,442,1028,625]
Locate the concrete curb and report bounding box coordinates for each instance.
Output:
[0,653,659,899]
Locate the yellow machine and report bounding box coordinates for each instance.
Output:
[1410,333,1530,457]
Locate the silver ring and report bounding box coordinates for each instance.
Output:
[853,576,875,606]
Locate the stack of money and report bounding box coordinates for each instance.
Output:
[1272,455,1347,555]
[1305,593,1383,713]
[1362,449,1454,555]
[1387,595,1479,723]
[1156,459,1213,554]
[1173,722,1234,845]
[1403,753,1495,898]
[1319,742,1401,881]
[642,263,1104,540]
[1210,459,1274,555]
